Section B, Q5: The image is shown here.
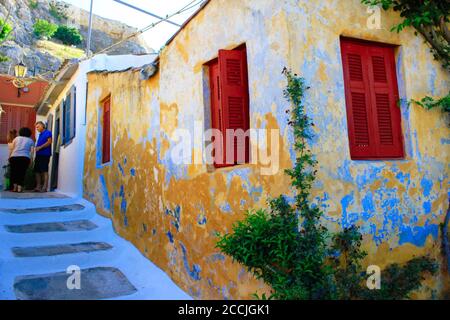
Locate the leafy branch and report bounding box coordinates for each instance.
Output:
[362,0,450,70]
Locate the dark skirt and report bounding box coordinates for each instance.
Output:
[9,156,30,186]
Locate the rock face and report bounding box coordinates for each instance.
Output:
[0,0,152,76]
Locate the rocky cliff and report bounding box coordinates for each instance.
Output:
[0,0,152,77]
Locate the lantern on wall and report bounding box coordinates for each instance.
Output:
[12,61,29,97]
[14,61,27,78]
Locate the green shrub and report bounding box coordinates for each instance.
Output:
[24,165,36,191]
[29,0,39,9]
[33,19,58,39]
[216,69,438,300]
[53,25,83,46]
[0,18,13,43]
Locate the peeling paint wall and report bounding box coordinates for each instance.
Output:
[83,0,450,299]
[43,54,155,197]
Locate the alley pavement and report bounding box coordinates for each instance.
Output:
[0,191,191,300]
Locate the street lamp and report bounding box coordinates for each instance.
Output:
[12,61,28,97]
[14,61,27,78]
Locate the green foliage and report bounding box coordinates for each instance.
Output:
[49,0,68,21]
[0,18,13,62]
[53,25,83,46]
[410,91,450,113]
[216,69,439,300]
[33,19,58,39]
[330,226,368,299]
[361,257,438,300]
[24,165,36,191]
[29,0,39,9]
[361,0,450,70]
[0,18,13,43]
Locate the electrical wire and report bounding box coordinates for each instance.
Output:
[91,0,205,57]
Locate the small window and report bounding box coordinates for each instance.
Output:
[101,96,111,164]
[340,38,404,160]
[62,86,76,145]
[208,44,250,167]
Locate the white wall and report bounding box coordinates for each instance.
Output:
[52,54,156,197]
[0,144,8,190]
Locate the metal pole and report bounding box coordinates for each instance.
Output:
[86,0,94,57]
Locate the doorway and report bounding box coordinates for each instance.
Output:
[50,107,60,191]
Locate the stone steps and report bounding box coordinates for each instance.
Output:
[5,220,98,233]
[0,194,191,300]
[12,242,113,258]
[14,267,137,300]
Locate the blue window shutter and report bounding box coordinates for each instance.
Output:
[62,98,66,144]
[64,93,71,145]
[70,86,76,140]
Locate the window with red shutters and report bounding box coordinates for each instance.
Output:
[0,105,36,144]
[340,38,404,160]
[102,97,111,164]
[209,45,250,168]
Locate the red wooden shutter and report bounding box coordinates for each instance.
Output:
[0,105,36,143]
[102,98,111,163]
[209,60,225,166]
[218,47,250,166]
[0,105,10,144]
[341,39,403,159]
[367,46,403,158]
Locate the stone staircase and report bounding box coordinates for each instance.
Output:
[0,193,191,300]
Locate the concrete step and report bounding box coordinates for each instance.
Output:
[12,242,113,258]
[0,245,124,275]
[5,220,98,233]
[0,203,96,225]
[14,267,137,300]
[0,204,85,214]
[0,214,114,248]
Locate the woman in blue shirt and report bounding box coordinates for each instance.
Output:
[34,121,52,192]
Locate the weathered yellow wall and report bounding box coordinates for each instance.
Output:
[84,0,450,299]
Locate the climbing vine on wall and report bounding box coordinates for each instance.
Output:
[216,69,438,300]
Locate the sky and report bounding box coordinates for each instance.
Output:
[63,0,205,51]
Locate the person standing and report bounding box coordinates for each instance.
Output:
[9,127,34,193]
[34,121,52,192]
[7,129,18,156]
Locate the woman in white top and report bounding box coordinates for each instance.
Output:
[9,127,35,193]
